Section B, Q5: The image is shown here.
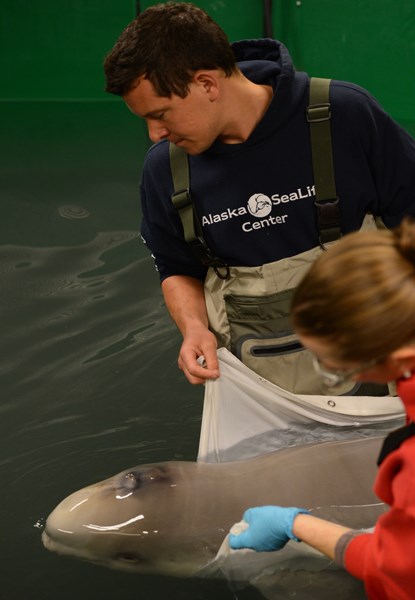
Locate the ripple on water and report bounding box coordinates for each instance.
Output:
[57,205,90,220]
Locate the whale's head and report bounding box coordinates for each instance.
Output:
[42,462,221,577]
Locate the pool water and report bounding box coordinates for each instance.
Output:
[4,101,411,599]
[1,100,264,599]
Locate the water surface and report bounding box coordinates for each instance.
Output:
[1,101,243,599]
[3,100,407,599]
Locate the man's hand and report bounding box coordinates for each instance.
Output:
[161,275,220,385]
[178,325,219,384]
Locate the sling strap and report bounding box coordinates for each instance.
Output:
[169,143,230,278]
[169,77,340,274]
[307,77,341,244]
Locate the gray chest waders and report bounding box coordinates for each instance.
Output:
[169,78,382,395]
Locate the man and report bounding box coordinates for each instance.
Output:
[104,2,415,394]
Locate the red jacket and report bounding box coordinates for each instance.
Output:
[344,376,415,599]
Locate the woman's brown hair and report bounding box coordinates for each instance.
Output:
[292,217,415,362]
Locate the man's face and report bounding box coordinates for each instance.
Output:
[123,75,223,155]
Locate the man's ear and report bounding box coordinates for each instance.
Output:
[390,346,415,375]
[193,71,220,100]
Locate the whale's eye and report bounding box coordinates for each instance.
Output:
[116,552,142,563]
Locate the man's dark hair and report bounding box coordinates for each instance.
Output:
[104,2,237,98]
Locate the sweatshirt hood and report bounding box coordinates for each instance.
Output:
[231,38,295,93]
[204,39,301,156]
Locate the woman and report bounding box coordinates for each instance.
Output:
[229,217,415,599]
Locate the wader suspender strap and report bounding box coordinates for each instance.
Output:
[307,77,341,245]
[169,143,230,278]
[169,77,341,273]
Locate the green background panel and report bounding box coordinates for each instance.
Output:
[1,0,414,187]
[1,0,136,99]
[139,0,265,40]
[0,1,413,122]
[273,0,415,123]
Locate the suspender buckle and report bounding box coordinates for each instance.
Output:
[314,197,342,246]
[306,103,331,123]
[171,188,191,210]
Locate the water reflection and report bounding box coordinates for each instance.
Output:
[0,100,378,599]
[1,217,368,599]
[1,216,223,598]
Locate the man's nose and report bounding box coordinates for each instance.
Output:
[147,121,169,143]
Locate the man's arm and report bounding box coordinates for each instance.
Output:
[162,275,220,384]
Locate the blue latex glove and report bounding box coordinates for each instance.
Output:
[229,505,310,552]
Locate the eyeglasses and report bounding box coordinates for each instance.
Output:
[312,355,385,388]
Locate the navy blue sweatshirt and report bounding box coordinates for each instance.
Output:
[140,39,415,282]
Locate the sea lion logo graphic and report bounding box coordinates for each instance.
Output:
[247,194,272,217]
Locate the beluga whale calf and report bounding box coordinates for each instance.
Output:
[42,435,386,591]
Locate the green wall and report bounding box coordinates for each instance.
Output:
[1,2,413,239]
[273,0,415,126]
[1,1,414,124]
[1,0,136,100]
[142,0,415,127]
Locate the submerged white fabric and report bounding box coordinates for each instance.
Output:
[195,349,402,598]
[198,348,404,463]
